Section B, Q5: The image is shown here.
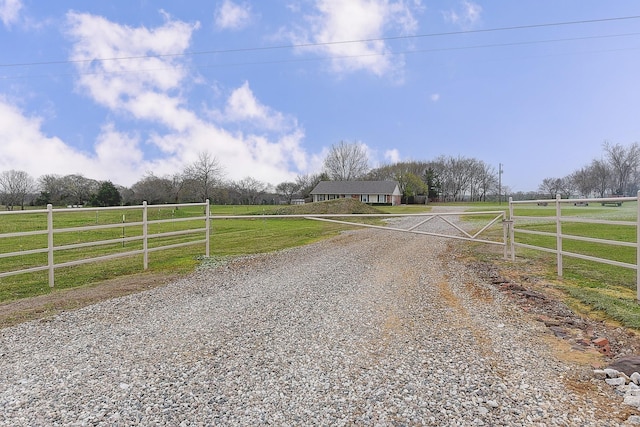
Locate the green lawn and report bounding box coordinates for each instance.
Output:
[0,204,351,302]
[496,201,640,328]
[209,217,345,256]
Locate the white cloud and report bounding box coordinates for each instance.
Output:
[214,81,297,132]
[94,124,145,180]
[430,93,440,102]
[443,0,482,29]
[384,148,401,163]
[0,98,144,184]
[0,0,22,27]
[215,0,252,31]
[361,142,378,168]
[145,121,308,183]
[289,0,423,78]
[0,87,308,187]
[66,11,196,111]
[59,12,310,185]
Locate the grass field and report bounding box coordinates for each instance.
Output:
[455,200,640,329]
[0,200,419,303]
[0,204,210,301]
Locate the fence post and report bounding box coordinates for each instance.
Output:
[205,199,210,258]
[502,211,508,259]
[47,204,54,287]
[556,194,563,277]
[143,201,148,270]
[637,191,640,302]
[508,197,515,261]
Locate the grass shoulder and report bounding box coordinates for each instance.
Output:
[464,237,640,331]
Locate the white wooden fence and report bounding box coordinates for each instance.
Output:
[0,201,210,288]
[509,192,640,300]
[0,207,511,290]
[5,196,638,299]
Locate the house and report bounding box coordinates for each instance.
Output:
[310,180,402,206]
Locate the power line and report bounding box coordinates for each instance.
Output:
[1,14,639,68]
[2,31,640,81]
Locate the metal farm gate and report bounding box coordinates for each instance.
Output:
[211,210,509,257]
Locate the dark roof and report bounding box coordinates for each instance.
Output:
[310,180,400,195]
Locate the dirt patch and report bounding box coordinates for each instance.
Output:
[0,272,182,328]
[469,258,640,367]
[460,251,640,421]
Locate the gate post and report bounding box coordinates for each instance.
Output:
[143,201,148,270]
[637,190,640,302]
[556,194,563,277]
[508,197,515,261]
[205,199,210,258]
[502,212,508,259]
[47,204,54,287]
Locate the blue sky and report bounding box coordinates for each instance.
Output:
[1,1,639,192]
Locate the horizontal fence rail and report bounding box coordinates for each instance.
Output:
[0,201,210,287]
[509,192,640,300]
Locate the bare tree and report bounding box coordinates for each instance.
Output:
[233,177,269,204]
[559,176,575,198]
[59,174,99,205]
[366,159,500,202]
[37,174,65,205]
[539,177,563,199]
[323,140,370,181]
[170,173,187,203]
[589,159,611,198]
[276,181,301,204]
[130,173,174,204]
[570,167,598,197]
[183,152,223,202]
[603,141,640,195]
[436,156,476,201]
[0,170,35,210]
[296,172,328,199]
[365,162,395,181]
[475,162,497,202]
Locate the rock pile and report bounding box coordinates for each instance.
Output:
[597,356,640,423]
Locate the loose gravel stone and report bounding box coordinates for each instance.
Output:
[0,213,632,425]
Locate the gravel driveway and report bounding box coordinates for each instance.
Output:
[0,217,630,426]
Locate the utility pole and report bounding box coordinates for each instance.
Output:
[498,163,503,205]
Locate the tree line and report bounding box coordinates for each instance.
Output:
[315,141,502,203]
[0,142,505,210]
[537,142,640,199]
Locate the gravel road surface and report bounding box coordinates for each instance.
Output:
[0,216,631,426]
